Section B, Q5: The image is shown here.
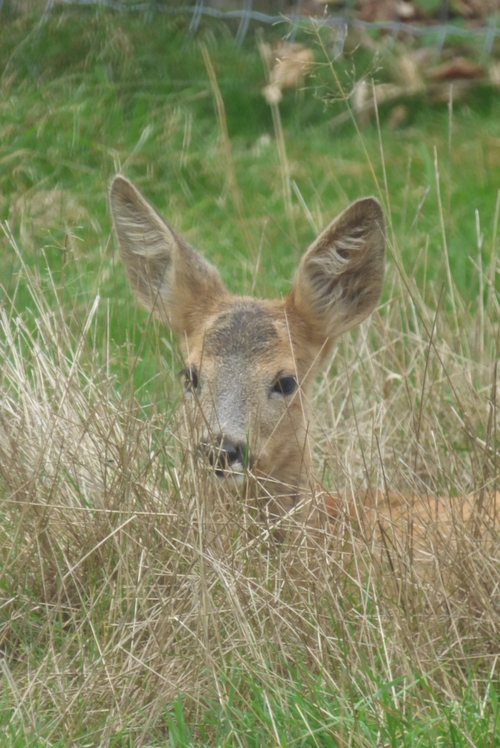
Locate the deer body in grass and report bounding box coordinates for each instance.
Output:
[110,176,385,526]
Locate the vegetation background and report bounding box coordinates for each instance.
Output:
[1,1,500,746]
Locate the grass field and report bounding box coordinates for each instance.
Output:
[1,4,500,746]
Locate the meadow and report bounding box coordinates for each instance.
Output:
[1,4,500,746]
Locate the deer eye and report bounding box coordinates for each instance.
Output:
[271,375,297,397]
[179,365,198,392]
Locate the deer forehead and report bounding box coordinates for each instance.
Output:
[185,299,299,375]
[205,301,278,356]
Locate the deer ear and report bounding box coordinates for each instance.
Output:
[286,197,385,343]
[109,176,227,336]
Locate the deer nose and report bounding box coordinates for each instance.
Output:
[204,435,250,476]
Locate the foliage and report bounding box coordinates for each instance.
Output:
[1,6,500,747]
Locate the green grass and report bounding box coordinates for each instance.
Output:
[1,4,500,747]
[3,642,500,746]
[2,5,499,299]
[2,5,499,403]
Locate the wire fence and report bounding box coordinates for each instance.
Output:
[27,0,500,57]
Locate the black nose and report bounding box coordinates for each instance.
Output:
[204,435,249,476]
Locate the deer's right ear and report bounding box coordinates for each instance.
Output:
[109,176,226,336]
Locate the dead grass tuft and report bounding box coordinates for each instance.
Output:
[1,193,499,742]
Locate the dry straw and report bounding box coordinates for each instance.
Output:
[1,179,499,741]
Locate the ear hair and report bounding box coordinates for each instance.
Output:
[109,175,226,336]
[286,197,385,344]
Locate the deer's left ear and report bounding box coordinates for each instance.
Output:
[286,197,385,343]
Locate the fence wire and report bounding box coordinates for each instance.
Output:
[37,0,500,57]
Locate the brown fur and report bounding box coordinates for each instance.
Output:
[110,175,386,528]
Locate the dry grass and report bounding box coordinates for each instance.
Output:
[1,174,499,744]
[0,5,499,743]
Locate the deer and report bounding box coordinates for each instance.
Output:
[109,175,388,532]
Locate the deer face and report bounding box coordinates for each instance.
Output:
[177,297,317,497]
[109,176,385,513]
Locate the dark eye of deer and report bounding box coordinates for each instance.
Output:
[180,365,198,392]
[271,375,297,397]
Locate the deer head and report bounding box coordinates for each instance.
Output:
[110,176,385,521]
